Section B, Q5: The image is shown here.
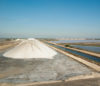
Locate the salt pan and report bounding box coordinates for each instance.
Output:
[3,38,57,59]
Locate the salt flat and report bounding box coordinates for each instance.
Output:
[0,49,93,83]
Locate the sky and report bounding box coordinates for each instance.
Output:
[0,0,100,38]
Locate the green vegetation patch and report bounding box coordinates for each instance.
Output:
[65,44,72,47]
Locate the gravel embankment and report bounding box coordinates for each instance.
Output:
[0,47,94,84]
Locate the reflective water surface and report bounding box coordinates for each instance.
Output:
[71,45,100,53]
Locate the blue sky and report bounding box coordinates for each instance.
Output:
[0,0,100,38]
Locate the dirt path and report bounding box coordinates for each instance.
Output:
[0,77,100,86]
[0,41,19,51]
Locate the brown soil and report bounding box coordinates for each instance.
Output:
[0,41,19,51]
[0,77,100,86]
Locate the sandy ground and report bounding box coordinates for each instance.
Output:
[0,40,18,51]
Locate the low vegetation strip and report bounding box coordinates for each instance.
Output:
[59,42,100,47]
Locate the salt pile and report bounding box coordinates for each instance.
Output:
[3,38,57,59]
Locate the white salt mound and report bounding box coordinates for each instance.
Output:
[3,38,57,59]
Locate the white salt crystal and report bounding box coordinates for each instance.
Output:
[3,38,57,59]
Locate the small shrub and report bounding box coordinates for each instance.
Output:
[65,45,70,47]
[5,38,11,41]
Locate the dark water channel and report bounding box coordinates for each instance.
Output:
[46,42,100,63]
